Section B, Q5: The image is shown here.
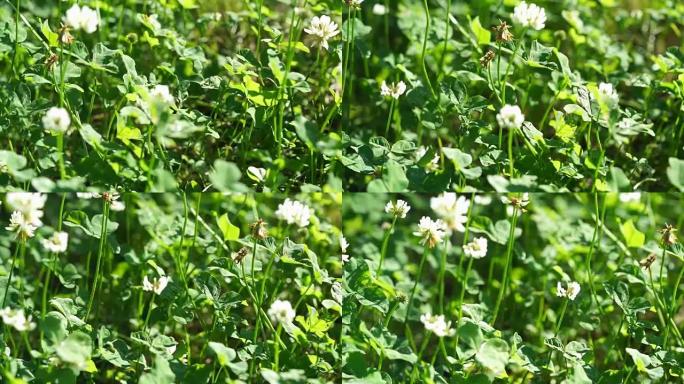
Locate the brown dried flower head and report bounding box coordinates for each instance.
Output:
[640,253,657,269]
[233,247,250,264]
[660,224,678,246]
[493,21,513,43]
[45,53,59,70]
[59,24,74,45]
[250,218,269,240]
[480,50,496,67]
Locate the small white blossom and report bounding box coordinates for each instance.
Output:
[416,146,440,172]
[275,199,312,227]
[372,4,387,15]
[6,192,46,227]
[42,107,71,135]
[268,299,296,325]
[64,4,100,33]
[596,82,619,109]
[385,200,411,218]
[420,313,454,337]
[143,275,170,295]
[380,81,407,99]
[6,211,36,240]
[619,192,641,203]
[41,231,69,253]
[463,237,488,259]
[0,308,36,332]
[340,235,349,263]
[304,15,339,50]
[149,85,175,106]
[414,216,448,248]
[511,2,546,31]
[496,104,525,130]
[430,193,470,233]
[556,281,580,301]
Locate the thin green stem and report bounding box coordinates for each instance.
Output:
[377,216,398,277]
[403,247,430,326]
[490,207,519,326]
[420,0,436,98]
[85,200,110,321]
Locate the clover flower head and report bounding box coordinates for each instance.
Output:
[420,313,454,337]
[275,199,312,227]
[6,211,37,240]
[6,193,47,227]
[463,237,488,259]
[143,274,170,295]
[496,104,525,130]
[42,107,71,135]
[596,82,619,109]
[304,15,339,50]
[511,2,546,31]
[0,308,36,332]
[556,281,580,300]
[268,299,296,325]
[385,200,411,218]
[380,80,407,99]
[41,231,69,253]
[414,216,448,248]
[430,193,470,232]
[64,4,100,33]
[149,84,175,106]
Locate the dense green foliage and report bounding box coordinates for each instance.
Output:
[0,193,341,382]
[343,193,684,382]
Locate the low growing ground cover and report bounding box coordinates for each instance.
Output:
[0,192,342,382]
[343,192,684,382]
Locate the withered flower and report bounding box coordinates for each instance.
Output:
[233,247,249,264]
[640,253,657,269]
[250,218,268,240]
[493,21,513,43]
[480,50,496,67]
[660,224,678,246]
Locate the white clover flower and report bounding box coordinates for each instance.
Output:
[556,281,580,300]
[42,107,71,135]
[268,299,296,325]
[501,192,530,212]
[380,81,407,99]
[511,2,546,31]
[463,237,488,259]
[143,275,170,295]
[340,235,349,263]
[496,104,525,130]
[64,4,100,33]
[414,216,448,248]
[275,199,312,227]
[420,313,454,337]
[372,4,387,15]
[304,15,339,50]
[385,200,411,218]
[149,85,175,106]
[348,0,364,7]
[619,192,641,203]
[0,308,36,332]
[41,231,69,253]
[6,192,47,227]
[416,146,440,172]
[430,193,470,233]
[596,82,619,109]
[6,211,37,240]
[247,166,267,183]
